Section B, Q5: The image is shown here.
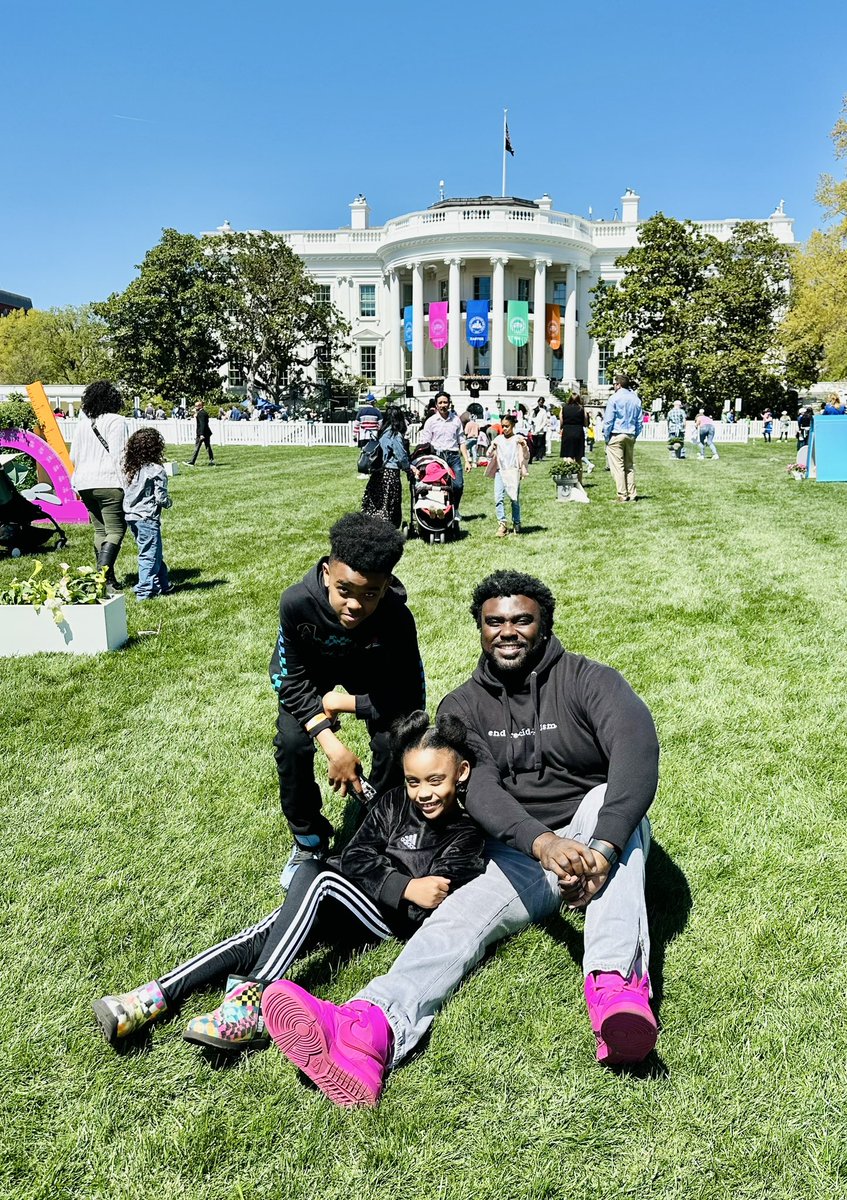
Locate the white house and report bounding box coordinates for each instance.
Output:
[206,191,794,405]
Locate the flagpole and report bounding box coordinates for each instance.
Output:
[502,108,508,197]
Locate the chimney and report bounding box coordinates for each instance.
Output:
[536,193,553,212]
[621,189,640,223]
[350,195,371,230]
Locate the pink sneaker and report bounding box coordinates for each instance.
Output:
[584,971,657,1065]
[262,980,392,1107]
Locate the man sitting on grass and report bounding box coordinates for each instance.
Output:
[270,512,425,888]
[262,569,660,1105]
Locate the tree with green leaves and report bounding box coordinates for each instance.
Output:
[589,214,796,412]
[95,229,227,406]
[781,96,847,380]
[214,230,350,406]
[0,306,111,386]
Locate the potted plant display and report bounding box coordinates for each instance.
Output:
[549,458,588,503]
[0,561,128,656]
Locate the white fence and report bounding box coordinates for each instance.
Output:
[53,416,805,449]
[59,418,357,447]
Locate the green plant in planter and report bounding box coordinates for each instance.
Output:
[549,457,581,480]
[0,561,108,623]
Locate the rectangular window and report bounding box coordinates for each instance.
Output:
[402,283,413,308]
[439,279,448,301]
[598,343,615,387]
[315,344,331,383]
[360,345,377,383]
[473,276,491,301]
[314,284,331,305]
[227,360,244,388]
[552,280,566,306]
[473,345,490,375]
[518,278,531,302]
[359,284,376,317]
[516,344,529,375]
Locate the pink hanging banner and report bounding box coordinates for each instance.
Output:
[428,301,449,349]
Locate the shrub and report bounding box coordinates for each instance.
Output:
[0,395,37,433]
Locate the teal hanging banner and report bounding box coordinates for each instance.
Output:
[507,300,529,347]
[403,306,414,352]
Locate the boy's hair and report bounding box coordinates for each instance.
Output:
[82,381,123,419]
[470,570,556,636]
[328,512,405,576]
[391,709,473,765]
[123,427,166,482]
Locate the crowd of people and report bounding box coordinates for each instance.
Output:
[94,513,661,1110]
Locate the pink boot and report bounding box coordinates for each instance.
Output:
[584,971,658,1065]
[262,980,393,1107]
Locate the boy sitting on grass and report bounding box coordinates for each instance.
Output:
[270,512,425,888]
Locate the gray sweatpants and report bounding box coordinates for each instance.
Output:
[355,785,651,1066]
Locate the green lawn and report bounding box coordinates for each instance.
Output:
[2,440,846,1200]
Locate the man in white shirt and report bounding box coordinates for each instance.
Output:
[419,392,471,516]
[531,398,550,462]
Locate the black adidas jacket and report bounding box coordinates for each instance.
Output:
[269,558,425,733]
[329,786,484,930]
[438,635,659,854]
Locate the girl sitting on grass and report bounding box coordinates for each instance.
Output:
[93,711,484,1054]
[122,428,173,600]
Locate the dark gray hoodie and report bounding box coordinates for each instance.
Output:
[438,635,659,854]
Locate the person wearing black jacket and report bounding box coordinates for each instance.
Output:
[93,712,483,1055]
[270,513,425,887]
[185,400,215,465]
[264,569,661,1108]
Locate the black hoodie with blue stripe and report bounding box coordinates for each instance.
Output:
[438,635,659,855]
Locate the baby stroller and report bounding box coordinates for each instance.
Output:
[406,453,460,545]
[0,470,68,557]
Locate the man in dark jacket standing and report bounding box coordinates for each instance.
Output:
[269,512,425,889]
[185,400,215,465]
[266,568,660,1106]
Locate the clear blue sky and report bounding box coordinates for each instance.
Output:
[4,0,846,308]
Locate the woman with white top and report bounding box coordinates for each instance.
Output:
[69,381,130,591]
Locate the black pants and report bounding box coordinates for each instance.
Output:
[189,434,214,463]
[274,706,401,842]
[158,861,396,1006]
[532,433,547,462]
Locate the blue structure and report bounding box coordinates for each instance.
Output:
[806,415,847,482]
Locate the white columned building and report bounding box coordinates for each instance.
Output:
[206,190,795,409]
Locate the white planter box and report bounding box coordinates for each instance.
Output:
[554,478,590,503]
[0,594,128,656]
[163,461,180,476]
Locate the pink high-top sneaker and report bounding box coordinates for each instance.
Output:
[262,980,393,1107]
[584,970,658,1065]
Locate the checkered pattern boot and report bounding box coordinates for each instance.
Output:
[93,980,167,1046]
[183,976,269,1052]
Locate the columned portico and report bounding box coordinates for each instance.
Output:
[490,256,508,393]
[445,256,463,392]
[564,265,578,385]
[411,261,424,388]
[532,258,550,389]
[387,269,401,388]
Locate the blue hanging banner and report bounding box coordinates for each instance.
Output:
[403,306,414,351]
[466,299,489,348]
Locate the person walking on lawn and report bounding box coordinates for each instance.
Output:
[270,512,425,889]
[603,374,642,501]
[185,400,215,465]
[261,568,660,1107]
[419,391,470,519]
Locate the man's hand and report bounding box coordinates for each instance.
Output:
[404,876,451,910]
[315,729,362,796]
[532,831,596,880]
[559,849,611,909]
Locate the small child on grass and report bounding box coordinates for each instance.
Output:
[93,711,484,1056]
[122,428,173,600]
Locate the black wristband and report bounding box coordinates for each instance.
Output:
[586,838,619,869]
[306,717,334,738]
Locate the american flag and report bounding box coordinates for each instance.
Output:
[505,121,515,156]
